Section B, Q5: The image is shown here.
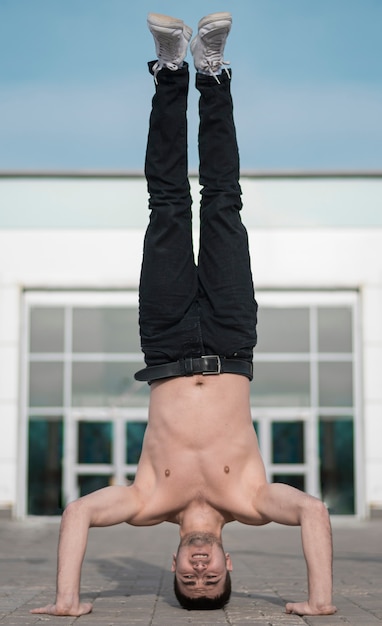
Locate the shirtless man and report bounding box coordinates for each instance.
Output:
[31,12,336,618]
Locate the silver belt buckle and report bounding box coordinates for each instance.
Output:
[202,355,221,375]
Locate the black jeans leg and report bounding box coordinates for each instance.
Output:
[139,63,202,366]
[196,70,258,360]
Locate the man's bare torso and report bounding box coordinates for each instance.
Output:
[129,374,268,526]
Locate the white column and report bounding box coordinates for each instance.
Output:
[362,283,382,515]
[0,282,20,514]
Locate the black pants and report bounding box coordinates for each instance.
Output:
[139,62,258,367]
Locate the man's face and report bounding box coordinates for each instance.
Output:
[171,532,233,598]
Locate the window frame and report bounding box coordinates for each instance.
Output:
[19,289,363,518]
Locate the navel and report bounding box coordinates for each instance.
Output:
[165,469,171,477]
[224,466,230,474]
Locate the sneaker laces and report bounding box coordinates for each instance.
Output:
[152,59,179,83]
[206,59,230,83]
[197,31,230,83]
[152,32,184,83]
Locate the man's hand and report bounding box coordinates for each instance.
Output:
[285,601,337,616]
[31,485,141,618]
[30,601,92,616]
[255,483,335,615]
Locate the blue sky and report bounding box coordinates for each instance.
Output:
[1,0,381,172]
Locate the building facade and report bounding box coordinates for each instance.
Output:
[1,172,382,519]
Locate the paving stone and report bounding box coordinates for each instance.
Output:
[0,519,381,625]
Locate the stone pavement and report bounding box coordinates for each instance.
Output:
[0,516,381,625]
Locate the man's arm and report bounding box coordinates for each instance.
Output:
[30,485,141,616]
[255,482,337,616]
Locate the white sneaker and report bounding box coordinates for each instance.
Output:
[190,12,232,81]
[147,13,193,81]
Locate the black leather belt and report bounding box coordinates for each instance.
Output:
[134,355,253,382]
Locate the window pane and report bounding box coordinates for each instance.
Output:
[30,307,65,353]
[29,362,64,407]
[73,307,140,353]
[78,475,112,497]
[125,422,147,464]
[319,362,353,406]
[319,418,354,514]
[272,474,305,492]
[272,421,304,463]
[78,422,112,464]
[28,418,63,515]
[72,362,149,407]
[251,362,310,406]
[256,307,310,353]
[318,307,352,353]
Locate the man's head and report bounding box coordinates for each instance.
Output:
[171,532,232,610]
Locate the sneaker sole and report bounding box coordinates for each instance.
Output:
[197,12,232,30]
[147,13,184,30]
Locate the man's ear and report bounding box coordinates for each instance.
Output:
[225,552,233,572]
[171,554,177,572]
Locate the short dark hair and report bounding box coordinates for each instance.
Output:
[173,571,231,610]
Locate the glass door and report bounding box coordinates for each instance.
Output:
[19,291,149,517]
[20,289,362,517]
[63,408,148,503]
[253,411,318,497]
[251,291,361,516]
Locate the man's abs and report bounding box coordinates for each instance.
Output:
[132,374,267,518]
[148,373,254,450]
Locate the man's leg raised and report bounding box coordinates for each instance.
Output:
[139,15,199,366]
[192,14,258,359]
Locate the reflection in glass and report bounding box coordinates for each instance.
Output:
[272,474,305,492]
[29,362,64,407]
[251,362,310,406]
[28,418,63,515]
[73,307,141,353]
[272,421,304,463]
[319,418,354,514]
[319,362,353,406]
[256,307,310,353]
[78,475,112,497]
[126,422,147,464]
[318,307,352,353]
[78,422,112,464]
[72,362,149,407]
[30,307,65,353]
